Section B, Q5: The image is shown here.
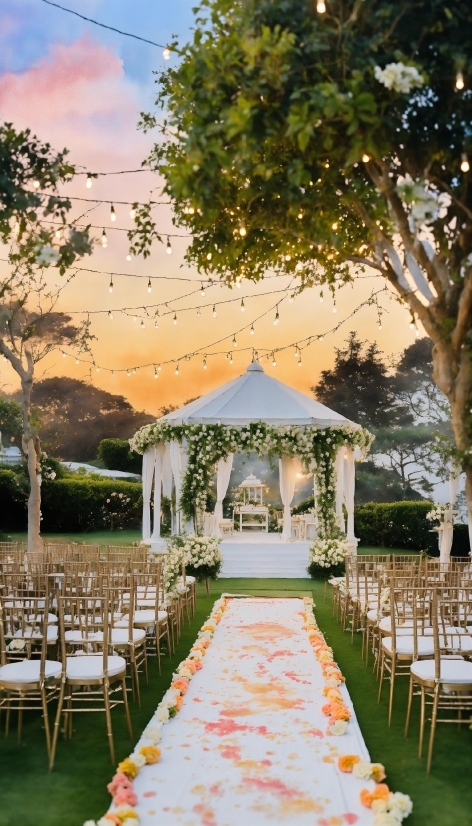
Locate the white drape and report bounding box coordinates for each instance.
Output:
[162,444,173,498]
[151,444,164,541]
[142,446,156,541]
[180,440,195,534]
[213,454,234,537]
[279,456,297,540]
[169,441,182,535]
[345,449,356,544]
[334,447,346,532]
[439,466,461,563]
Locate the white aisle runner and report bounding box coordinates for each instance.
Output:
[133,598,376,826]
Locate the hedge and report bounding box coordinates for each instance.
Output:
[355,501,470,555]
[0,474,142,533]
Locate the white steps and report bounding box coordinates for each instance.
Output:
[220,537,310,578]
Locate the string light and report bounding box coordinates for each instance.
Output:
[232,335,237,348]
[298,355,302,367]
[86,175,93,189]
[109,277,113,293]
[129,207,136,219]
[250,323,255,335]
[200,283,206,296]
[294,346,300,358]
[166,237,173,255]
[127,369,131,376]
[456,71,465,90]
[203,355,207,369]
[173,313,178,325]
[154,317,159,328]
[110,204,116,222]
[228,352,233,364]
[147,278,152,293]
[154,366,159,378]
[175,362,179,375]
[126,254,132,261]
[197,307,201,318]
[274,306,280,325]
[212,305,217,318]
[140,319,145,328]
[362,153,370,163]
[319,292,324,303]
[163,47,171,60]
[33,180,40,189]
[272,352,277,367]
[133,315,137,322]
[289,295,294,303]
[111,370,115,377]
[95,366,100,372]
[75,358,79,364]
[318,335,324,342]
[240,298,245,312]
[332,299,337,313]
[158,363,162,371]
[461,153,470,172]
[108,310,113,319]
[316,0,326,11]
[239,226,247,237]
[55,228,63,239]
[62,351,67,358]
[101,228,107,248]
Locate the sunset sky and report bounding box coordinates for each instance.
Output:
[0,0,421,417]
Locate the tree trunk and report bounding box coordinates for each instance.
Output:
[21,370,43,554]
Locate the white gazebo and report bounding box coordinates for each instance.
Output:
[135,362,369,570]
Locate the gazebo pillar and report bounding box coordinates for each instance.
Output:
[142,446,156,542]
[334,447,346,533]
[150,444,167,550]
[345,448,358,553]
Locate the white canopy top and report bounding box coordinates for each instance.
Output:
[239,473,263,488]
[161,362,357,427]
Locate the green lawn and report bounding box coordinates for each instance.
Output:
[1,578,469,826]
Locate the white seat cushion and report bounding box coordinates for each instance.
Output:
[382,636,435,656]
[13,627,58,643]
[65,628,146,644]
[66,654,126,680]
[116,610,168,626]
[411,658,472,684]
[0,659,61,685]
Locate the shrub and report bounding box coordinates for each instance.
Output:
[0,469,28,531]
[354,501,435,551]
[98,438,142,474]
[40,478,142,532]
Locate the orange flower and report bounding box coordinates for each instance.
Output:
[172,679,189,695]
[174,695,184,711]
[360,789,373,808]
[329,705,351,722]
[371,763,386,783]
[117,758,139,779]
[338,754,361,773]
[140,745,161,764]
[321,702,342,716]
[372,784,390,802]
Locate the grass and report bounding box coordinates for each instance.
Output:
[1,577,470,826]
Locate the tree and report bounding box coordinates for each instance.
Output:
[0,398,22,447]
[98,438,142,474]
[312,331,410,429]
[0,123,92,551]
[17,377,154,462]
[134,0,472,508]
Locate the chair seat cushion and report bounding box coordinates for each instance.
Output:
[0,659,61,685]
[66,654,126,680]
[66,628,146,644]
[116,610,168,626]
[12,627,58,643]
[382,636,435,656]
[411,658,472,684]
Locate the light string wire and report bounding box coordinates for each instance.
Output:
[61,287,388,374]
[38,0,169,50]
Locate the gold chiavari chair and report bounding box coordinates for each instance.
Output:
[404,591,472,772]
[50,592,132,768]
[378,584,436,724]
[106,583,148,706]
[107,545,148,563]
[0,594,61,756]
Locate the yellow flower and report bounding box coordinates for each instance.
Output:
[117,758,139,779]
[140,745,161,764]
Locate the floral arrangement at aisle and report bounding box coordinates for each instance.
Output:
[302,599,413,826]
[307,536,349,579]
[149,537,184,600]
[130,420,373,538]
[83,598,229,826]
[182,535,222,592]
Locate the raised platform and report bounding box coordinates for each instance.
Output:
[220,532,311,578]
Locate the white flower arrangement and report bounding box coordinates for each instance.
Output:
[426,503,458,525]
[374,62,424,94]
[309,537,349,569]
[182,535,222,574]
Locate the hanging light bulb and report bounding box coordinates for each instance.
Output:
[318,335,324,342]
[163,47,171,60]
[175,362,180,375]
[200,283,206,296]
[212,305,217,318]
[197,307,201,318]
[108,310,113,320]
[158,363,162,371]
[240,298,245,312]
[75,358,79,364]
[101,228,107,248]
[86,175,93,189]
[239,226,247,237]
[62,351,67,358]
[95,366,100,372]
[33,179,40,189]
[129,207,136,219]
[461,153,470,172]
[415,328,420,338]
[319,292,324,303]
[154,318,159,328]
[203,355,207,369]
[132,368,137,375]
[111,370,115,377]
[332,300,337,313]
[229,353,233,364]
[173,313,177,325]
[294,346,300,358]
[109,277,113,293]
[110,204,116,222]
[140,319,145,328]
[274,306,280,325]
[250,323,255,335]
[289,294,294,303]
[154,366,159,378]
[127,369,131,376]
[166,237,173,255]
[298,355,302,367]
[272,352,277,367]
[232,335,237,348]
[316,0,326,11]
[378,319,382,330]
[362,153,370,163]
[55,228,62,239]
[126,254,132,262]
[456,71,465,90]
[133,315,137,322]
[147,278,152,293]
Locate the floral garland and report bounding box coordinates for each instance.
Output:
[302,599,413,826]
[130,421,373,538]
[83,597,229,826]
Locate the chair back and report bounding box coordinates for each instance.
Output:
[0,593,50,682]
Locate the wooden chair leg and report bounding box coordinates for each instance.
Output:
[419,687,426,758]
[103,683,115,766]
[49,680,66,771]
[388,655,396,726]
[404,675,414,737]
[122,677,133,740]
[426,686,440,773]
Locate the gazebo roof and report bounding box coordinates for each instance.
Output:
[161,362,358,427]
